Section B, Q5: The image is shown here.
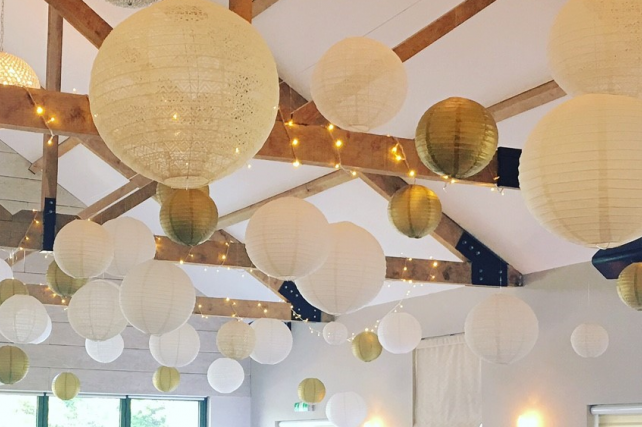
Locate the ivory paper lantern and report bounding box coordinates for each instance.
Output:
[388,185,442,238]
[159,189,218,246]
[103,217,157,277]
[207,358,245,394]
[85,335,125,364]
[250,318,293,365]
[415,97,498,179]
[0,345,29,385]
[464,294,539,365]
[32,316,52,345]
[297,222,386,315]
[120,260,196,335]
[548,0,642,98]
[53,220,114,278]
[0,259,12,281]
[68,280,128,341]
[153,367,180,393]
[245,197,332,280]
[46,261,88,298]
[0,52,40,88]
[105,0,158,8]
[156,183,209,205]
[0,295,50,344]
[52,372,80,400]
[0,278,28,304]
[377,312,422,354]
[351,331,382,362]
[216,320,255,361]
[311,37,407,132]
[326,392,368,427]
[323,321,349,345]
[571,323,609,358]
[298,378,326,404]
[89,0,279,189]
[149,323,200,367]
[617,263,642,310]
[520,94,642,248]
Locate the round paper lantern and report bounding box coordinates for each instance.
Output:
[571,323,609,358]
[0,52,40,88]
[464,294,539,365]
[89,0,279,189]
[0,295,50,344]
[153,366,180,393]
[103,217,157,277]
[67,280,127,341]
[216,320,255,361]
[388,185,442,238]
[377,312,422,354]
[120,260,196,335]
[46,261,88,298]
[207,358,244,394]
[0,278,28,304]
[53,220,114,278]
[520,94,642,248]
[156,184,209,205]
[105,0,158,8]
[0,259,12,281]
[149,323,200,367]
[617,263,642,310]
[415,97,498,179]
[52,372,80,401]
[85,335,125,363]
[245,197,332,280]
[159,189,218,246]
[326,392,368,427]
[323,322,349,345]
[32,316,52,345]
[352,331,382,362]
[250,318,293,365]
[297,222,386,315]
[298,378,326,404]
[0,345,29,385]
[311,37,407,132]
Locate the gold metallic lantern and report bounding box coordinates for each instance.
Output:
[0,345,29,385]
[352,331,382,362]
[46,261,88,298]
[388,185,442,238]
[52,372,81,400]
[155,183,210,205]
[153,366,180,393]
[0,278,28,304]
[298,378,326,404]
[617,263,642,310]
[159,189,218,246]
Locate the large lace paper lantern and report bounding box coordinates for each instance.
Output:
[46,261,88,298]
[388,185,442,238]
[245,197,332,280]
[520,94,642,248]
[311,37,407,132]
[571,323,609,358]
[149,323,200,367]
[250,318,293,365]
[216,320,255,360]
[0,259,12,281]
[153,366,180,392]
[549,0,642,98]
[617,263,642,310]
[207,358,244,394]
[0,295,50,344]
[323,321,348,345]
[68,280,128,341]
[105,0,158,8]
[53,220,114,278]
[326,392,368,427]
[297,222,386,315]
[89,0,279,189]
[103,217,157,277]
[159,189,218,246]
[464,294,539,365]
[351,331,382,362]
[120,260,196,335]
[52,372,80,401]
[377,312,422,354]
[86,335,125,363]
[0,346,29,385]
[0,52,40,88]
[0,278,28,304]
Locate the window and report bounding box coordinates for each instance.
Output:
[130,399,201,427]
[48,396,120,427]
[0,394,38,427]
[592,405,642,426]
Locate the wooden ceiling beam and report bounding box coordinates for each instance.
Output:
[229,0,252,23]
[252,0,281,18]
[90,181,158,225]
[30,137,82,174]
[77,175,152,220]
[487,80,565,122]
[43,0,111,49]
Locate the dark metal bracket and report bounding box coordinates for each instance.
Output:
[456,231,511,286]
[42,197,57,252]
[281,281,322,322]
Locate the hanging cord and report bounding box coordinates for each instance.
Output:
[0,0,5,52]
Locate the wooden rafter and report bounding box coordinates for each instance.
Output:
[30,137,82,174]
[90,181,158,225]
[252,0,281,18]
[487,80,565,122]
[43,0,111,49]
[229,0,252,23]
[77,175,152,220]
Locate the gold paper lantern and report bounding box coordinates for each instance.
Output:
[160,189,218,246]
[352,331,382,363]
[415,97,498,179]
[153,366,180,393]
[298,378,326,404]
[155,183,210,205]
[52,372,80,400]
[0,345,29,385]
[0,52,40,88]
[46,261,88,298]
[617,263,642,310]
[0,278,28,304]
[388,185,442,238]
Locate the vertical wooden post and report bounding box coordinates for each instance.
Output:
[229,0,252,23]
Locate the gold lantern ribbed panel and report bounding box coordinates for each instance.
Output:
[105,0,158,8]
[46,261,88,297]
[352,331,382,362]
[0,278,28,304]
[617,263,642,310]
[160,189,218,246]
[0,52,40,88]
[155,183,210,205]
[153,366,180,393]
[0,345,29,385]
[388,185,442,238]
[52,372,80,400]
[298,378,326,404]
[415,97,498,179]
[89,0,279,189]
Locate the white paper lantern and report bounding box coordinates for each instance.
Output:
[0,259,12,281]
[216,320,255,360]
[149,323,200,367]
[32,316,52,345]
[571,323,609,358]
[311,37,407,132]
[85,335,125,363]
[68,280,128,341]
[0,295,50,344]
[103,217,157,277]
[323,322,349,346]
[250,318,293,365]
[326,392,368,427]
[207,358,245,394]
[53,220,114,278]
[120,260,195,335]
[245,197,332,280]
[377,312,422,354]
[297,222,386,315]
[520,94,642,248]
[464,294,539,365]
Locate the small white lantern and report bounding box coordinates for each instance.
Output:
[0,259,12,281]
[67,280,128,341]
[216,320,256,360]
[53,220,114,278]
[207,358,245,394]
[250,318,293,365]
[323,322,348,345]
[377,312,422,354]
[0,295,50,344]
[149,323,200,368]
[32,315,52,345]
[245,197,332,280]
[571,323,609,358]
[119,260,196,335]
[103,217,157,277]
[325,392,368,427]
[85,335,125,363]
